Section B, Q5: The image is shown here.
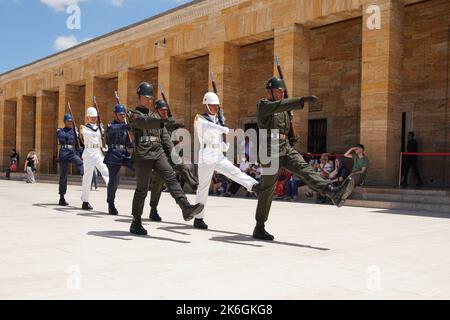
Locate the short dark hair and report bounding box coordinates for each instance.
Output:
[356,144,365,150]
[408,132,415,137]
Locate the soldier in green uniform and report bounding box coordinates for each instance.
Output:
[149,99,199,222]
[253,77,356,241]
[127,82,204,236]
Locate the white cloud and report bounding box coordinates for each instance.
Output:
[41,0,129,11]
[110,0,123,7]
[40,0,82,12]
[53,35,90,51]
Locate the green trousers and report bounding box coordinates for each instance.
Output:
[132,155,185,221]
[149,172,166,210]
[255,148,331,226]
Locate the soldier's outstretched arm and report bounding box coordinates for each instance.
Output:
[259,96,318,115]
[128,113,167,130]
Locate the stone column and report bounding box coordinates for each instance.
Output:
[59,84,85,130]
[16,95,36,162]
[35,91,58,173]
[274,24,311,153]
[360,0,404,186]
[158,57,186,120]
[0,98,17,169]
[118,69,144,110]
[208,42,240,129]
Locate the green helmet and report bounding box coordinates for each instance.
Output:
[155,99,168,110]
[266,77,286,90]
[137,82,154,98]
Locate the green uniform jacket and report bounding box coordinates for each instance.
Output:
[129,106,180,163]
[256,98,305,157]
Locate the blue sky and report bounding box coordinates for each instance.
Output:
[0,0,191,74]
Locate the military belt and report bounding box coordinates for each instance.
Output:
[111,144,126,150]
[60,144,74,150]
[271,133,288,140]
[203,143,221,150]
[85,143,101,149]
[139,136,161,143]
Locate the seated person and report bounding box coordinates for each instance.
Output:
[315,154,334,204]
[329,158,350,187]
[344,144,369,186]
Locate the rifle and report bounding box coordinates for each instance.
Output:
[114,91,134,145]
[158,85,174,120]
[67,101,82,152]
[210,72,226,127]
[92,96,108,152]
[275,55,297,146]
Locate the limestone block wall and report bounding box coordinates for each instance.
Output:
[402,0,450,187]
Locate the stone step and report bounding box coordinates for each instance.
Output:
[346,199,450,215]
[351,189,450,205]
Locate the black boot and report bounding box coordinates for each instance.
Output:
[326,178,355,208]
[82,202,93,211]
[149,208,162,222]
[251,182,261,197]
[59,196,69,206]
[108,203,119,215]
[194,218,208,230]
[253,225,274,241]
[130,219,148,236]
[177,198,204,222]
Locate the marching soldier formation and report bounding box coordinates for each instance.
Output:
[54,74,356,241]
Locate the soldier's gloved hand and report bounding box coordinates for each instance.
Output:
[300,95,319,107]
[222,126,230,135]
[221,142,230,152]
[127,111,140,122]
[289,136,300,147]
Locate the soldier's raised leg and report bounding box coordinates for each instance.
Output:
[282,150,355,208]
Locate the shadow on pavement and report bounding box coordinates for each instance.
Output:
[87,230,191,244]
[157,221,330,251]
[32,203,129,219]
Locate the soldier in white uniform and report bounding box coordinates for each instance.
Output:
[193,92,259,229]
[80,107,109,210]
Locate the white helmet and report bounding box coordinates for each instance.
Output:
[203,92,220,106]
[86,107,98,117]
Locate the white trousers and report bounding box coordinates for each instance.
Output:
[195,157,257,219]
[81,150,109,203]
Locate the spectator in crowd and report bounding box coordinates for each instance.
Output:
[401,132,423,187]
[6,148,19,180]
[219,175,228,196]
[315,154,334,204]
[274,168,292,200]
[24,150,38,184]
[344,144,370,186]
[253,162,263,183]
[329,158,350,187]
[284,175,306,201]
[209,172,222,196]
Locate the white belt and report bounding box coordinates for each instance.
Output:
[203,144,221,150]
[85,143,101,149]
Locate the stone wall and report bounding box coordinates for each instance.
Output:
[185,55,209,131]
[309,18,362,153]
[402,0,450,187]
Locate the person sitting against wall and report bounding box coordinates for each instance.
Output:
[315,153,334,204]
[329,158,350,187]
[344,144,370,187]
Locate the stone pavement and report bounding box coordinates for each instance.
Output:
[1,180,449,300]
